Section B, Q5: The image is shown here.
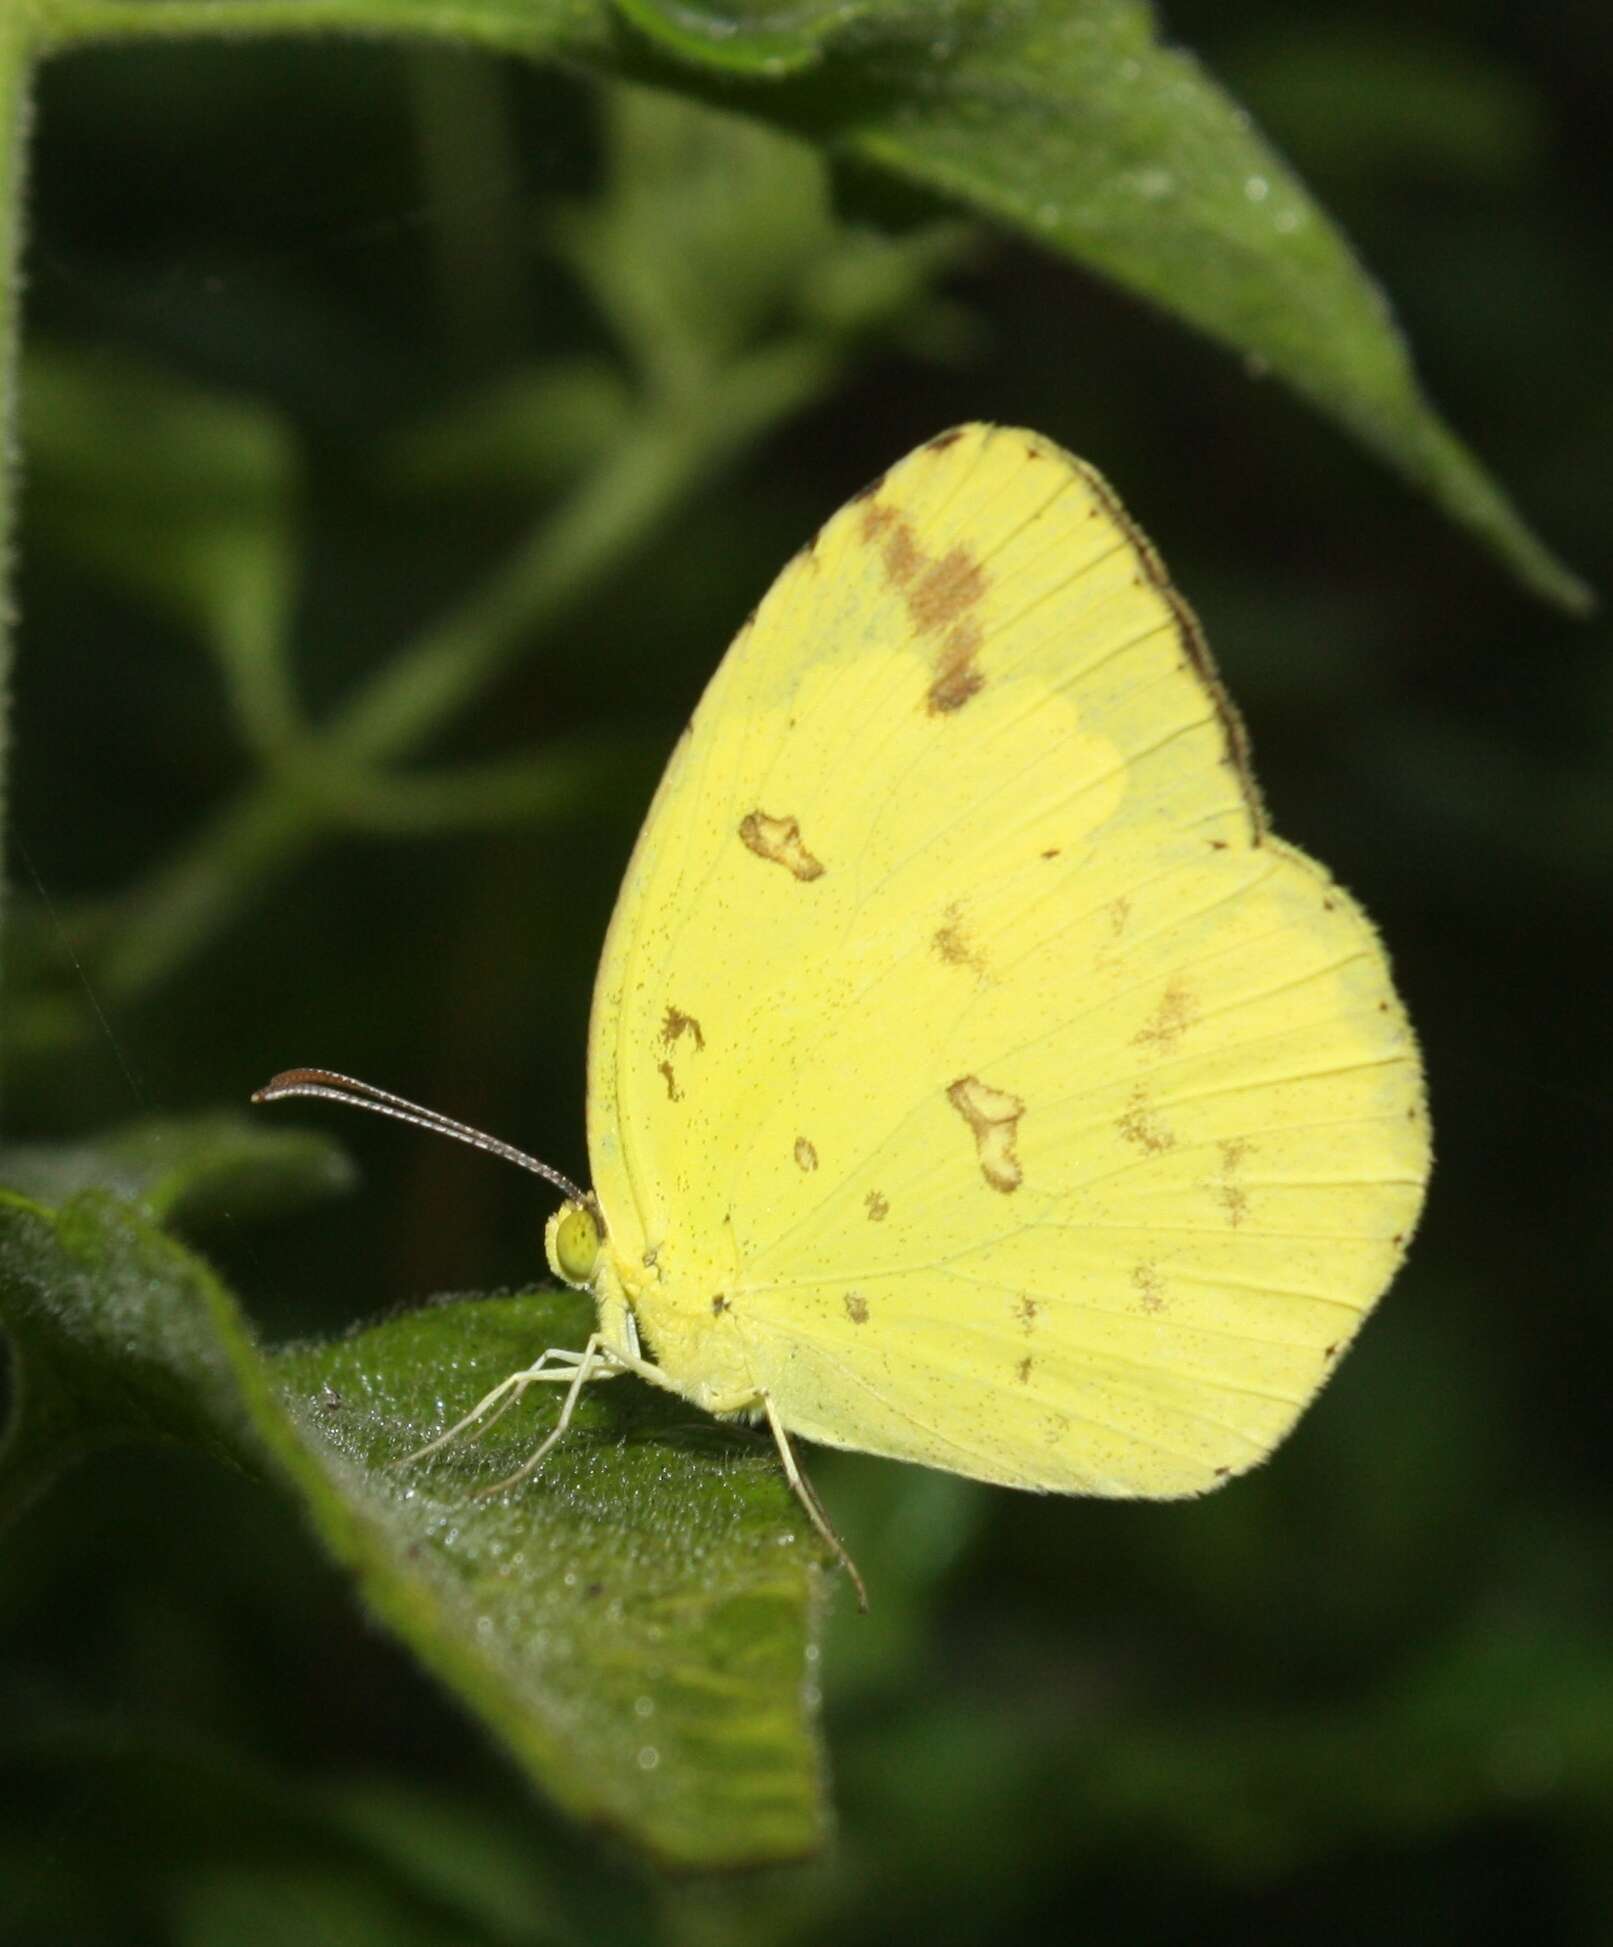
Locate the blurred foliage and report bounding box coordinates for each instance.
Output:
[1,2,1611,1943]
[20,0,1589,606]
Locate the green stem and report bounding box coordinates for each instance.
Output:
[0,13,38,1002]
[213,593,305,761]
[31,0,608,59]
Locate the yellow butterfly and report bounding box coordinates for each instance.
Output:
[258,425,1430,1606]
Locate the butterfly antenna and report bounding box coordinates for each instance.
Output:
[252,1067,586,1204]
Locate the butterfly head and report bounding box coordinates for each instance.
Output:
[546,1197,604,1290]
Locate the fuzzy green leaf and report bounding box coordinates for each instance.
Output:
[0,1167,830,1867]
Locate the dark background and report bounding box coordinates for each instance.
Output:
[3,4,1611,1941]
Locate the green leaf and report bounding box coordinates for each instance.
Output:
[0,1115,354,1227]
[31,0,1585,606]
[0,1162,831,1867]
[21,344,303,739]
[612,0,873,77]
[501,0,1585,604]
[751,0,1585,611]
[22,344,298,629]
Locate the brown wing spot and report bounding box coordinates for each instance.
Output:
[795,1137,818,1173]
[1208,837,1229,851]
[948,1075,1025,1193]
[911,547,986,635]
[1214,1465,1231,1479]
[1041,847,1061,861]
[858,498,990,712]
[927,618,985,714]
[1215,1138,1253,1228]
[657,1060,681,1103]
[864,1190,889,1222]
[711,1294,730,1316]
[739,810,825,881]
[927,428,966,452]
[1324,1341,1339,1359]
[1117,1090,1175,1154]
[661,1006,704,1052]
[933,901,988,977]
[872,512,924,589]
[1133,977,1199,1051]
[1108,896,1132,938]
[844,1291,870,1324]
[1132,1262,1165,1313]
[1015,1296,1039,1334]
[849,468,887,505]
[1016,1355,1033,1383]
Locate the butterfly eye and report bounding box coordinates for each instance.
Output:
[547,1200,603,1288]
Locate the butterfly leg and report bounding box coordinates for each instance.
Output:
[760,1395,869,1613]
[394,1344,617,1469]
[471,1334,618,1498]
